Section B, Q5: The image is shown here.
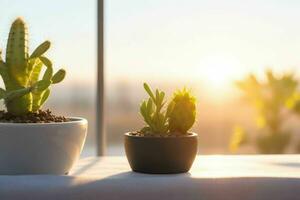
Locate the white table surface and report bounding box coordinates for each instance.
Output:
[1,155,300,200]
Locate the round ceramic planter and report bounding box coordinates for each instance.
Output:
[0,117,87,175]
[124,132,198,174]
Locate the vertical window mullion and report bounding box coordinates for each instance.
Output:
[97,0,105,156]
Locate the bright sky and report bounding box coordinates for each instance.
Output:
[106,0,300,96]
[1,0,300,97]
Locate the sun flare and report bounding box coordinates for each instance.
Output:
[197,55,244,97]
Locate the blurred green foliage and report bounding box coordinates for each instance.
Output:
[231,70,298,154]
[229,125,248,153]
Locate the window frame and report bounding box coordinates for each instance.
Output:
[97,0,105,156]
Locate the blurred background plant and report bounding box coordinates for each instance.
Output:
[230,70,299,153]
[285,91,300,153]
[229,125,248,153]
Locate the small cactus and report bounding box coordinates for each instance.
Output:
[168,88,196,134]
[0,18,65,116]
[139,83,196,135]
[139,83,170,134]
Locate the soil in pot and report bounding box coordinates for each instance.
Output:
[130,131,192,137]
[125,132,198,174]
[0,109,69,123]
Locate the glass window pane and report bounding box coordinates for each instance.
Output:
[106,0,300,155]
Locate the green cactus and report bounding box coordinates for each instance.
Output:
[0,18,66,116]
[168,88,196,134]
[139,83,196,135]
[140,83,172,134]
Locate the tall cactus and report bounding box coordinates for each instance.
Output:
[0,18,66,116]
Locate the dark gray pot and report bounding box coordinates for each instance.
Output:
[0,117,87,175]
[124,132,198,174]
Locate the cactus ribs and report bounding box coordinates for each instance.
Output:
[0,109,69,123]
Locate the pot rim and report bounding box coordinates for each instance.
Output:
[0,117,87,126]
[124,132,197,138]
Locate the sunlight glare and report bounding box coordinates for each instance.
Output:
[197,55,244,98]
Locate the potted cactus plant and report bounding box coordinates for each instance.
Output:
[0,18,87,175]
[124,83,198,174]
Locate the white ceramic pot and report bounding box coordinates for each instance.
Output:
[0,117,87,175]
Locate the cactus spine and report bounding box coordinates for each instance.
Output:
[0,18,66,116]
